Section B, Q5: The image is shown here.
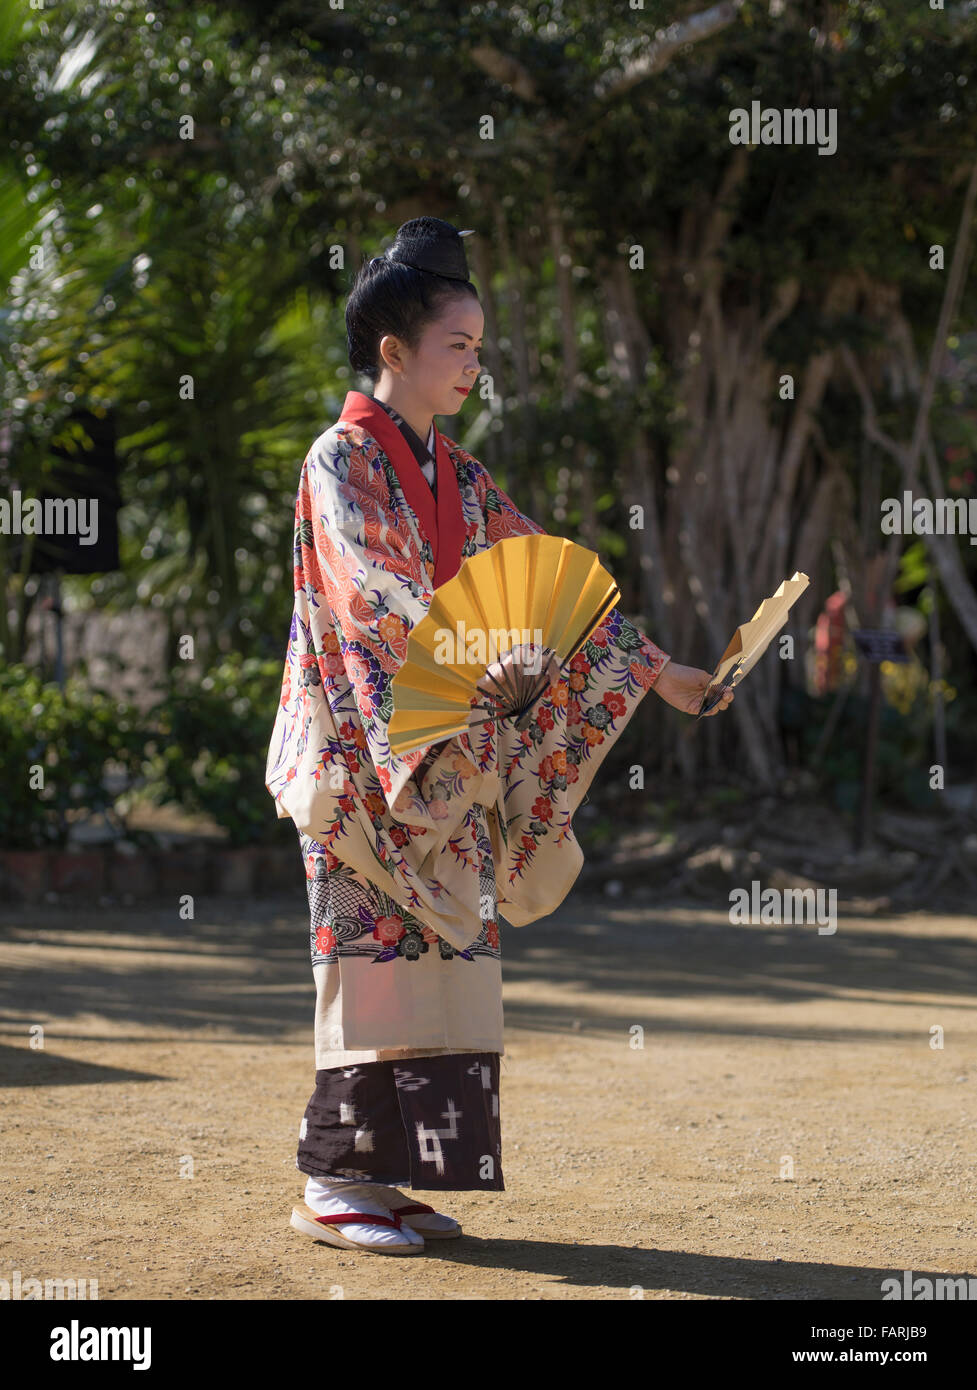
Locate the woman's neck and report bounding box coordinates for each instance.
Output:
[372,385,433,445]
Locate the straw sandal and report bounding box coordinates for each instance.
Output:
[290,1200,425,1255]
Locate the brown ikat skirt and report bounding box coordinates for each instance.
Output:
[296,1052,504,1192]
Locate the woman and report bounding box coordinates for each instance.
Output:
[265,216,733,1256]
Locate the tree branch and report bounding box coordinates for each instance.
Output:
[596,1,746,101]
[469,45,539,102]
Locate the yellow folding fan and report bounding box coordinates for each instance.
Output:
[388,535,621,756]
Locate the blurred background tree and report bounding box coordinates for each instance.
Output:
[3,0,977,844]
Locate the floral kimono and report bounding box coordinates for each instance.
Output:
[265,390,671,1074]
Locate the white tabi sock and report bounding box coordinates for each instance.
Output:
[368,1182,461,1232]
[303,1177,424,1247]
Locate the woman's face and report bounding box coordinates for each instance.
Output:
[379,295,484,417]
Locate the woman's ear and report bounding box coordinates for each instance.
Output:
[378,333,403,374]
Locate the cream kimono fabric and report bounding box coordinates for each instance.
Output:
[265,410,671,1060]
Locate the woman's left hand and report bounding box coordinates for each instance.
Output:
[654,660,734,717]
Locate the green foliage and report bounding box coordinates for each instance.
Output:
[0,665,146,849]
[0,652,292,850]
[142,652,285,847]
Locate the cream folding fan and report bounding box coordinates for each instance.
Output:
[696,570,811,719]
[388,535,621,756]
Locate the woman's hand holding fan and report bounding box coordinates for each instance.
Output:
[467,644,563,731]
[654,660,735,718]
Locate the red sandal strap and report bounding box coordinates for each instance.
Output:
[313,1211,403,1229]
[391,1202,435,1216]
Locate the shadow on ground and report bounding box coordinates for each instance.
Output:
[0,887,974,1052]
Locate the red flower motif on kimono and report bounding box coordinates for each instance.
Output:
[589,627,609,648]
[531,795,553,822]
[421,925,440,944]
[566,698,583,726]
[538,754,555,780]
[486,920,500,949]
[569,653,592,674]
[568,670,588,692]
[390,825,408,847]
[377,766,392,793]
[603,691,627,718]
[565,762,580,784]
[535,704,555,731]
[338,794,355,815]
[315,924,336,954]
[520,833,535,850]
[322,652,344,677]
[378,612,408,645]
[373,915,406,944]
[364,792,386,818]
[629,658,658,690]
[323,632,341,655]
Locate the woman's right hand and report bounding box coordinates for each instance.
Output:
[469,646,562,726]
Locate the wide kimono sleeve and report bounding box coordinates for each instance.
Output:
[461,450,672,926]
[466,452,671,693]
[265,426,502,948]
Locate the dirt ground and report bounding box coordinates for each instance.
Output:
[2,887,976,1300]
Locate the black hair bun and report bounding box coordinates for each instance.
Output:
[383,216,475,283]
